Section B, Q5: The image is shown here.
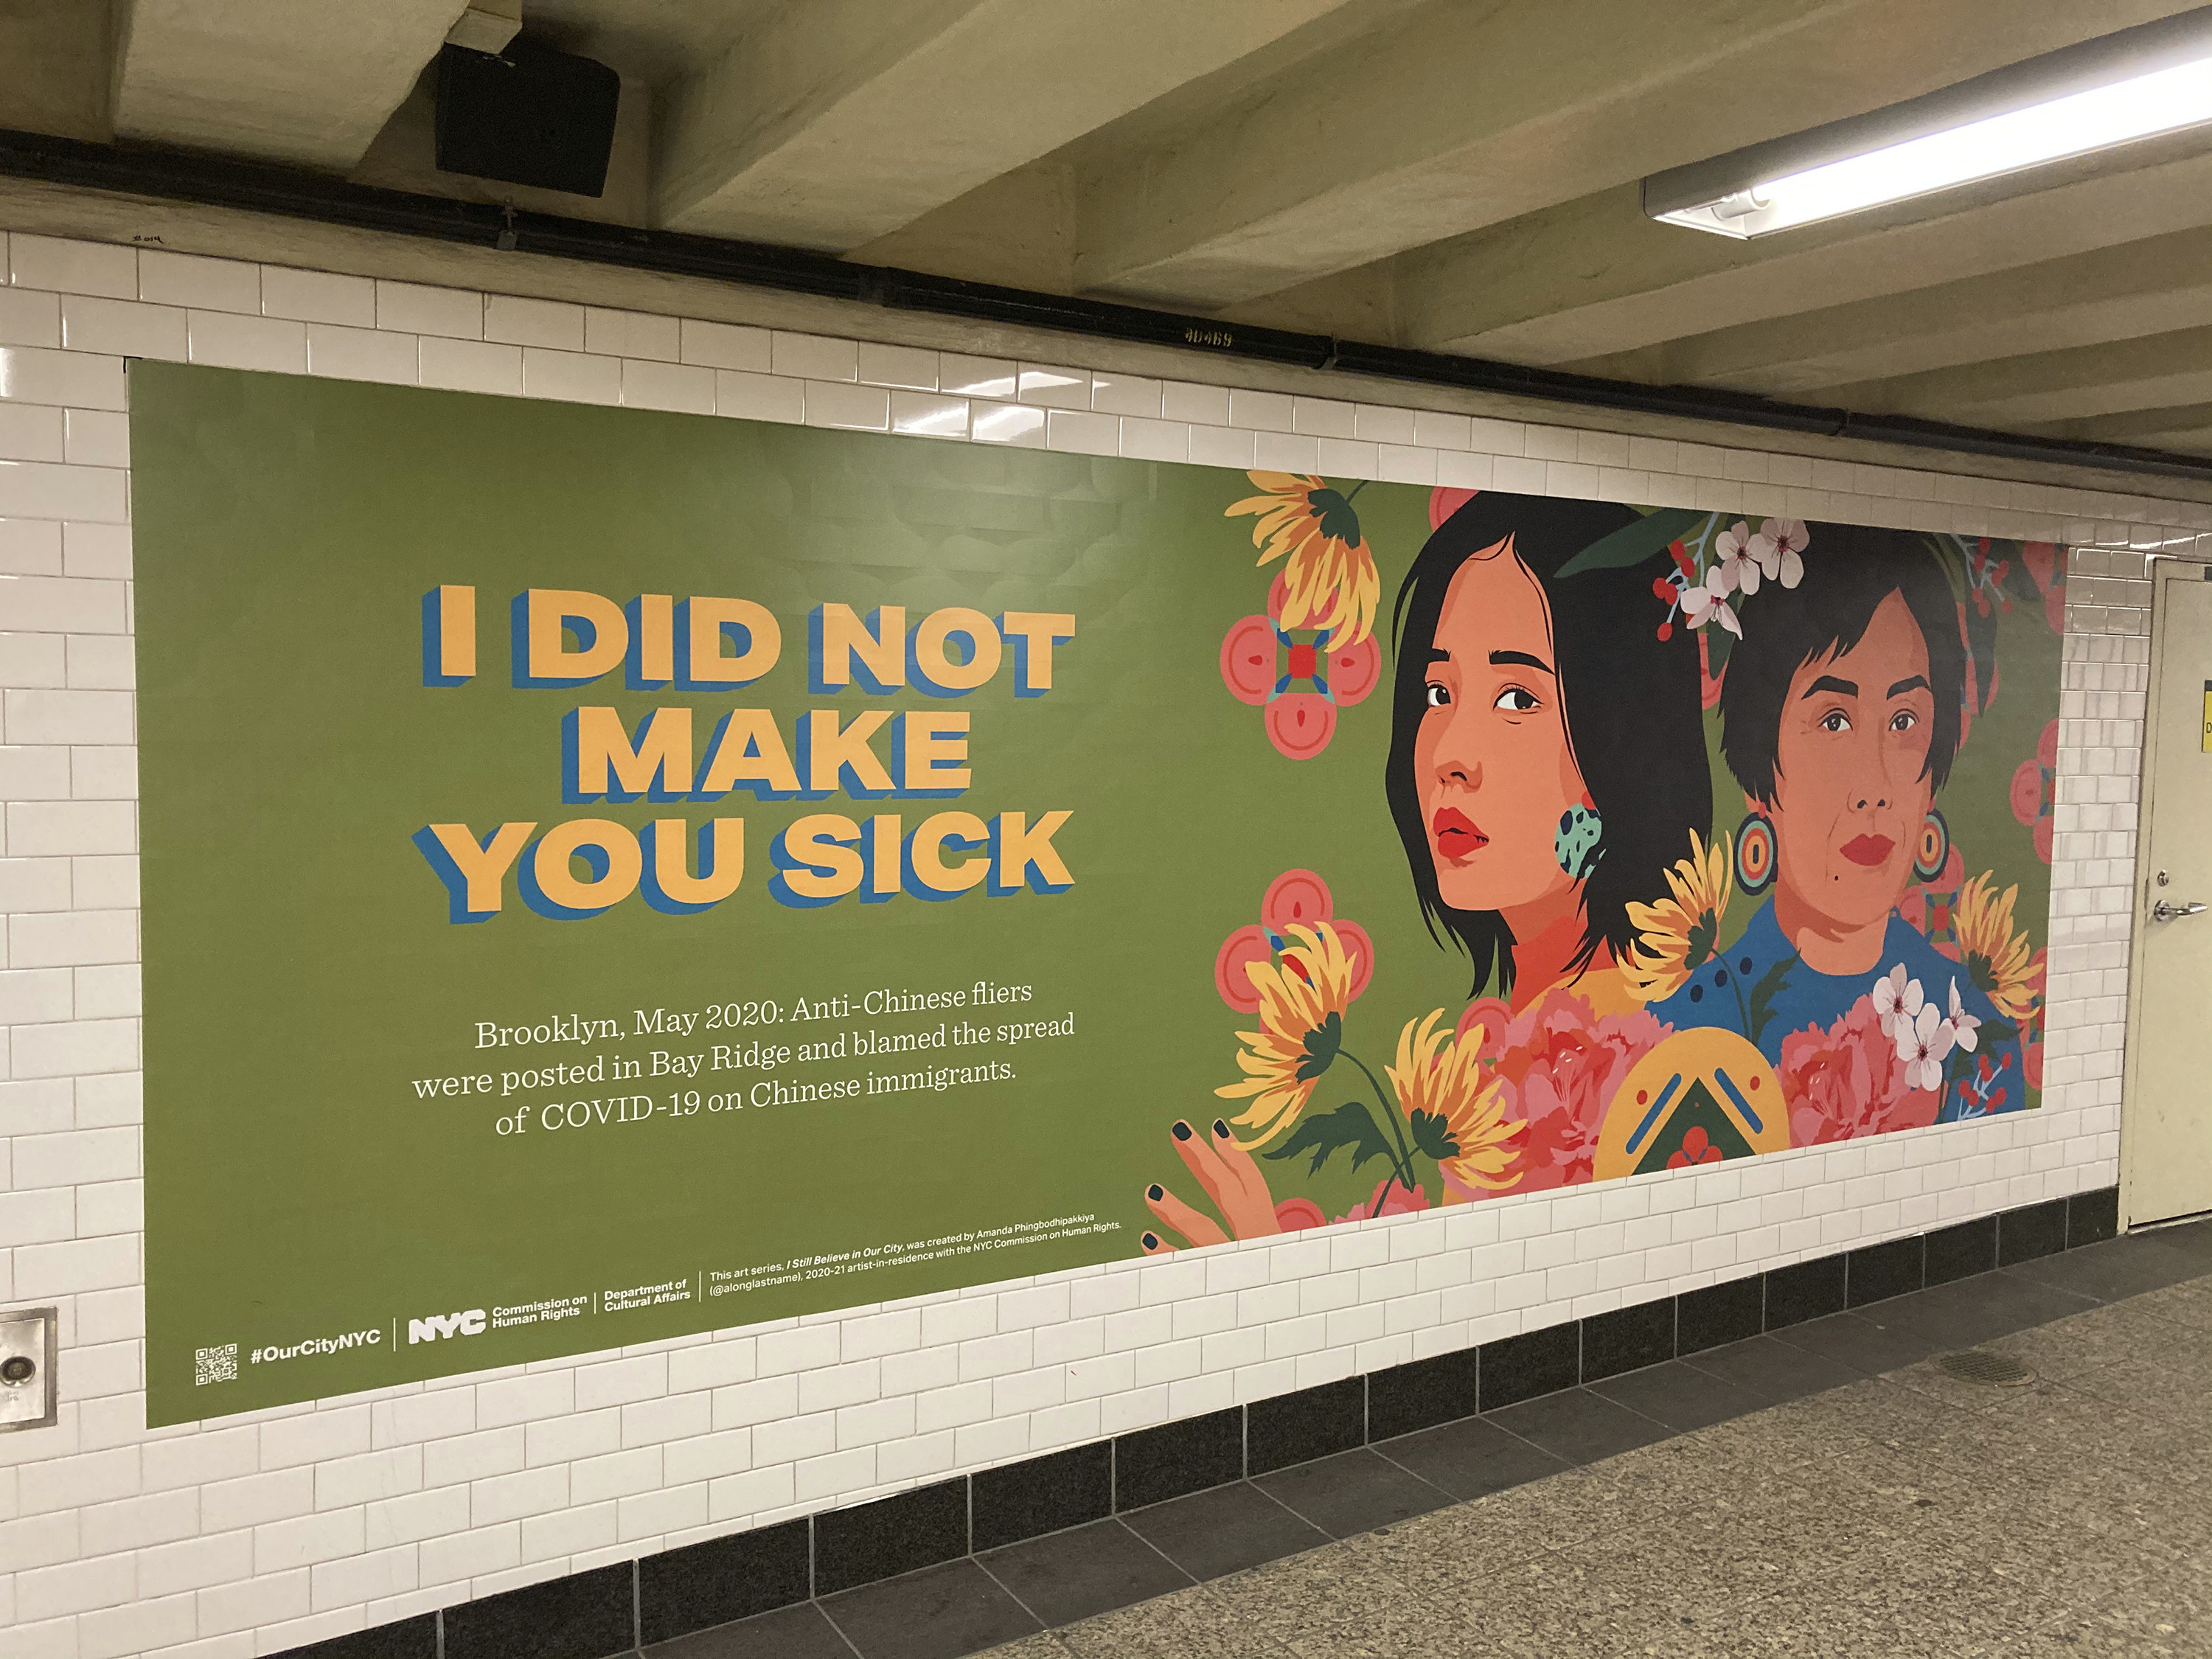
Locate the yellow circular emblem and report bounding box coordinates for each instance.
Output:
[1594,1027,1789,1180]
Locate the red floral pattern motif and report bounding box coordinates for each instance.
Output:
[1966,538,2012,620]
[1430,486,1478,529]
[2010,718,2058,865]
[1453,988,1666,1197]
[2021,542,2066,635]
[1666,1126,1724,1169]
[1214,869,1375,1014]
[1897,845,1965,939]
[1219,575,1382,760]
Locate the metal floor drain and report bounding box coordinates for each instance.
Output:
[1938,1348,2037,1386]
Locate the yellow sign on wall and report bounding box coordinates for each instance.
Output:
[2202,680,2211,752]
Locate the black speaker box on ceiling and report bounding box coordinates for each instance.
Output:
[434,38,620,198]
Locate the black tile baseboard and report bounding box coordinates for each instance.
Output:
[1579,1298,1674,1382]
[274,1185,2125,1659]
[289,1618,437,1659]
[2068,1186,2120,1247]
[1247,1374,1363,1474]
[1846,1234,1924,1307]
[1364,1346,1477,1440]
[1924,1215,1999,1286]
[1676,1273,1763,1354]
[1764,1253,1847,1329]
[635,1519,809,1648]
[2000,1195,2071,1264]
[1113,1405,1243,1510]
[442,1561,633,1659]
[1477,1321,1579,1410]
[813,1478,968,1597]
[971,1444,1111,1553]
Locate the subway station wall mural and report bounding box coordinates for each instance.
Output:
[131,364,2062,1421]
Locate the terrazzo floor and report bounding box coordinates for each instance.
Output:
[660,1218,2212,1659]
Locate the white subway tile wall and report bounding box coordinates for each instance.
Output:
[0,226,2203,1658]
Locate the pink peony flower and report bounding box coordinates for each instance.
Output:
[1454,988,1666,1197]
[1273,1176,1430,1232]
[1332,1178,1427,1225]
[1778,995,1940,1146]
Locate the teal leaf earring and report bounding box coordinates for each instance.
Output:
[1555,804,1604,880]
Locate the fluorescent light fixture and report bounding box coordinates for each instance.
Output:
[1645,9,2212,237]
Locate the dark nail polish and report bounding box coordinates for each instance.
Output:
[1213,1119,1231,1139]
[1147,1183,1164,1202]
[1172,1121,1192,1141]
[1142,1232,1159,1250]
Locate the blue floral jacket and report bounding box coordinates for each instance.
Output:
[1649,900,2026,1123]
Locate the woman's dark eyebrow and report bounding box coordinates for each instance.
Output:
[1887,675,1930,698]
[1489,650,1554,675]
[1801,674,1857,699]
[1427,648,1450,664]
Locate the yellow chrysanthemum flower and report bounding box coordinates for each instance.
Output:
[1953,872,2037,1019]
[1225,472,1381,646]
[1214,921,1357,1150]
[1388,1011,1524,1192]
[1623,831,1734,1003]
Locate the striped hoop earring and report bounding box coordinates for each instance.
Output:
[1735,811,1775,895]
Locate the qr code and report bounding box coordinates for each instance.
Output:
[194,1343,237,1385]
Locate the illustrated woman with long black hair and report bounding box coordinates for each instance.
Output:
[1385,493,1712,1012]
[1143,493,1714,1248]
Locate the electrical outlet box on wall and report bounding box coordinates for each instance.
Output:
[0,1307,59,1432]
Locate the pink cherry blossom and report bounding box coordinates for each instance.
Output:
[1895,1003,1955,1093]
[1713,519,1759,595]
[1945,978,1982,1054]
[1680,577,1741,638]
[1748,518,1808,588]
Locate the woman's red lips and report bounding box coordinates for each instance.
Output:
[1433,807,1486,859]
[1840,833,1895,868]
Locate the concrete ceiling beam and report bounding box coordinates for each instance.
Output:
[1328,129,2212,366]
[2120,425,2212,456]
[0,1,112,143]
[2020,402,2212,445]
[1070,0,2199,309]
[110,0,470,173]
[652,0,1356,250]
[1820,326,2212,428]
[1562,226,2212,398]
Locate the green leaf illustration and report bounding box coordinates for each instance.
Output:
[1306,487,1363,546]
[1554,507,1709,579]
[1408,1108,1461,1162]
[1263,1099,1395,1178]
[1295,1009,1343,1081]
[1704,620,1734,675]
[1745,954,1796,1047]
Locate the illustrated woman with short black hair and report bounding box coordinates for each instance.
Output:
[1385,493,1711,1010]
[1141,494,1717,1252]
[1649,526,2025,1126]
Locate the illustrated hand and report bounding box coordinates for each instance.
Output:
[1142,1117,1284,1252]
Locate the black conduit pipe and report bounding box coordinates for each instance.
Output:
[1,127,2205,486]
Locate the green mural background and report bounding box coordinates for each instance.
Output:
[132,364,2062,1424]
